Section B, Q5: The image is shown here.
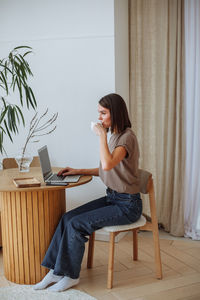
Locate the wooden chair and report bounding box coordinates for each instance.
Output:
[2,156,40,169]
[87,169,163,288]
[0,156,40,247]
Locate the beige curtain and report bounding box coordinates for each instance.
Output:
[129,0,185,236]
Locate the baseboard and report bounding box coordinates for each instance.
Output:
[95,229,127,242]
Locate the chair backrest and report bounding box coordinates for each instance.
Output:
[138,169,158,232]
[30,156,40,167]
[2,158,18,169]
[2,156,40,169]
[138,169,152,194]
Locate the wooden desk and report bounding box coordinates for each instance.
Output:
[0,167,92,284]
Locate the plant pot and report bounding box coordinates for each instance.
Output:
[15,153,33,172]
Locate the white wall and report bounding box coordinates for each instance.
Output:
[0,0,129,211]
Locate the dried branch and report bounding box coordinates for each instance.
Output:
[19,109,58,170]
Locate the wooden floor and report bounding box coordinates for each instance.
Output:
[0,231,200,300]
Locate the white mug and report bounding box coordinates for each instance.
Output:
[91,121,97,131]
[91,121,102,133]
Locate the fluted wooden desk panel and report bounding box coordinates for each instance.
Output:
[1,189,66,284]
[0,167,92,284]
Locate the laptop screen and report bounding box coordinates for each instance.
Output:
[38,145,52,179]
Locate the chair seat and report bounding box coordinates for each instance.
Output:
[102,215,146,232]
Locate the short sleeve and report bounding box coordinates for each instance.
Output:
[115,131,136,159]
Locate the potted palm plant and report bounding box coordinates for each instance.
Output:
[0,46,37,156]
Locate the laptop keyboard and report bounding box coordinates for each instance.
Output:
[49,173,80,183]
[50,174,65,181]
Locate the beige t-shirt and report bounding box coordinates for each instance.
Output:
[99,128,140,194]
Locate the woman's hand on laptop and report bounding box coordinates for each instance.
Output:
[58,167,99,177]
[57,167,79,176]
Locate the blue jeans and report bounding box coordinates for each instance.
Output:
[41,188,142,279]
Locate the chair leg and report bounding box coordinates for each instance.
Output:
[87,232,95,269]
[133,229,138,261]
[107,232,115,289]
[152,227,162,279]
[149,181,162,279]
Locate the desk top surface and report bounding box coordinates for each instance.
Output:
[0,167,92,192]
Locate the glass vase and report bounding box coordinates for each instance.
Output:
[15,153,33,172]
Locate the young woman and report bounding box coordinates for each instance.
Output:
[34,93,142,292]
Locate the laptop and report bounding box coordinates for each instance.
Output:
[38,145,80,185]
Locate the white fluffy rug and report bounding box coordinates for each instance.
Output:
[0,285,97,300]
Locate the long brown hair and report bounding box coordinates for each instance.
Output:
[99,93,131,133]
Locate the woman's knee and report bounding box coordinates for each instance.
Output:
[69,214,95,237]
[61,210,75,225]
